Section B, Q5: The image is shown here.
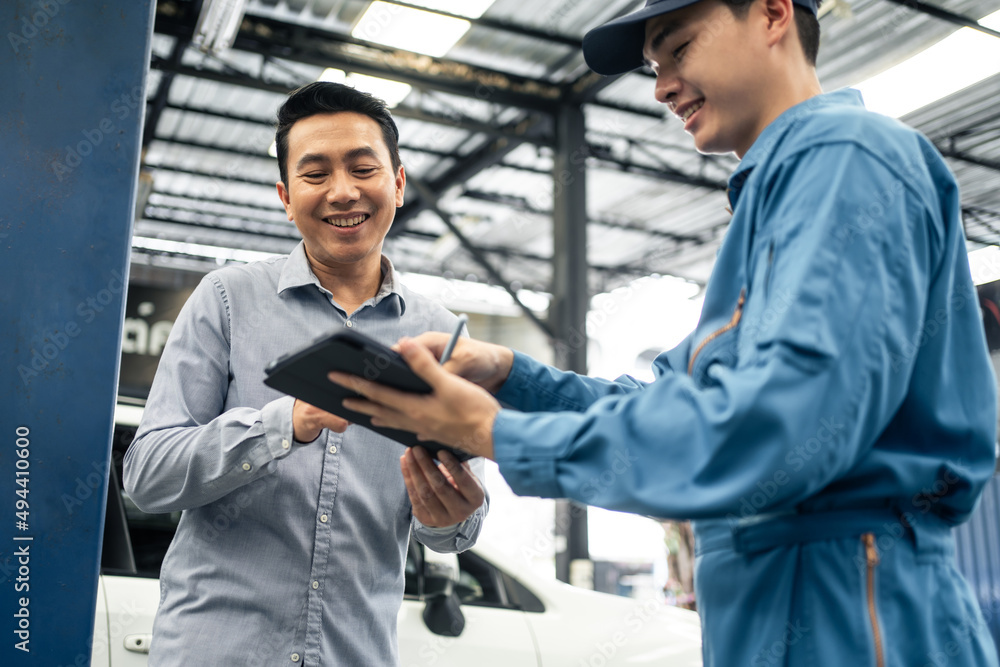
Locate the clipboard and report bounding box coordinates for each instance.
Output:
[263,329,474,461]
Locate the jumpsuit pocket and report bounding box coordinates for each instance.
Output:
[688,289,746,382]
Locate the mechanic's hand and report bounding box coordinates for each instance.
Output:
[401,332,514,395]
[402,447,485,528]
[330,337,500,459]
[292,399,350,443]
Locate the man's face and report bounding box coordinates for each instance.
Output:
[643,0,768,157]
[277,111,404,273]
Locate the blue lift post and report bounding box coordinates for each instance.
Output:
[1,1,154,664]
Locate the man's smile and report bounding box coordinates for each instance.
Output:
[323,213,370,228]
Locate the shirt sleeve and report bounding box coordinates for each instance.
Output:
[493,142,937,519]
[123,274,297,514]
[411,455,491,553]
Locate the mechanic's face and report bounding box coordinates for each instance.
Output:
[643,0,770,157]
[277,111,405,275]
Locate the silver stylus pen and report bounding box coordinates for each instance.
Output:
[439,314,468,365]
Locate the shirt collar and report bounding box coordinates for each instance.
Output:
[727,88,865,209]
[277,242,407,315]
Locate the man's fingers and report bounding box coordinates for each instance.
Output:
[396,338,451,386]
[409,332,451,359]
[402,449,449,518]
[435,450,481,498]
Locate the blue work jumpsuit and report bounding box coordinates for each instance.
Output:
[491,89,999,666]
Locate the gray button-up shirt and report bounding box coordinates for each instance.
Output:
[124,243,487,667]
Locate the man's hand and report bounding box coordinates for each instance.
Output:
[404,332,514,395]
[292,399,350,443]
[329,337,501,459]
[402,447,485,527]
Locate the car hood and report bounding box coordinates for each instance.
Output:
[524,578,703,666]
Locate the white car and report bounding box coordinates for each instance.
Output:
[92,414,702,666]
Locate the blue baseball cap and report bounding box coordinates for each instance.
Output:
[583,0,821,75]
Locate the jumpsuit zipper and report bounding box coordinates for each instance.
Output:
[688,289,746,375]
[863,533,885,667]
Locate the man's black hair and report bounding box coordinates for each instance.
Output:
[721,0,821,66]
[275,81,402,188]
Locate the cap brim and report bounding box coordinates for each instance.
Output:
[582,0,699,76]
[582,0,821,76]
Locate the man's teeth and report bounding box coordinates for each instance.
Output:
[682,101,704,121]
[327,215,368,227]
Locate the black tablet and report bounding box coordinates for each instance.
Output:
[263,329,473,461]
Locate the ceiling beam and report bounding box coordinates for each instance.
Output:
[143,38,188,148]
[154,13,563,112]
[459,189,710,244]
[939,147,1000,174]
[881,0,1000,39]
[408,176,555,337]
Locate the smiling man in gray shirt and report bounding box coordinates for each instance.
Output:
[124,82,488,667]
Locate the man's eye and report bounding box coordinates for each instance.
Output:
[672,41,690,61]
[354,168,377,176]
[303,172,326,179]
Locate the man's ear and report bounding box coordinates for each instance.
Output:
[395,165,406,208]
[758,0,795,48]
[276,180,294,222]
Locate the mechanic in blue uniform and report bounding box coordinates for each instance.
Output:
[329,0,1000,664]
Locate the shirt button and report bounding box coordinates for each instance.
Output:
[282,439,290,450]
[312,581,320,589]
[345,320,354,328]
[290,653,300,663]
[329,445,337,454]
[320,514,328,523]
[241,463,251,471]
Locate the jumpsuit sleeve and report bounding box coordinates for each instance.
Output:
[123,274,297,514]
[492,143,939,517]
[495,350,652,412]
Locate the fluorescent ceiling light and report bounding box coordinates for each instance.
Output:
[192,0,249,54]
[404,0,495,19]
[316,67,413,108]
[968,246,1000,286]
[854,9,1000,118]
[133,236,281,265]
[398,271,550,316]
[353,1,495,57]
[318,68,346,83]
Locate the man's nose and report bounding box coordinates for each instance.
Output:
[327,171,360,203]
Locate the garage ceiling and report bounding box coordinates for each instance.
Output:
[134,0,1000,302]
